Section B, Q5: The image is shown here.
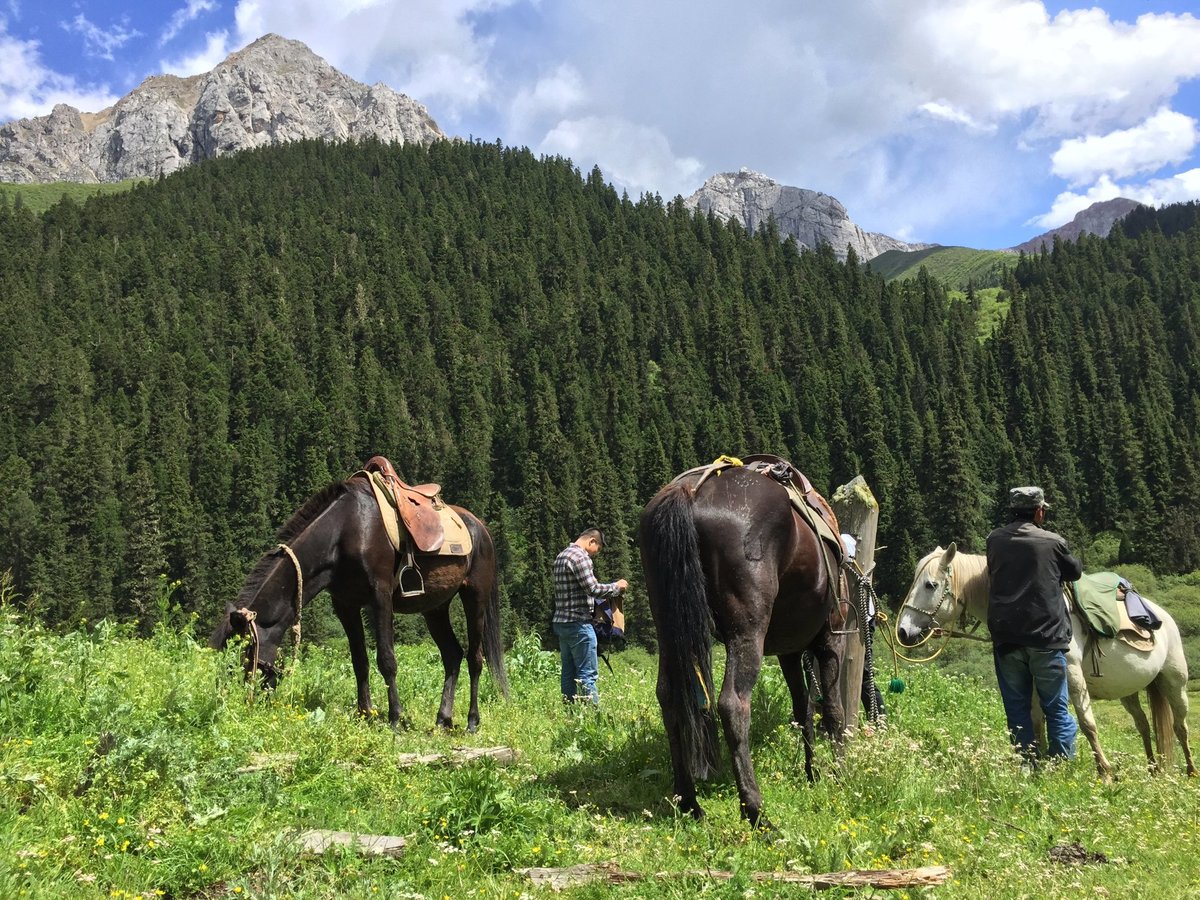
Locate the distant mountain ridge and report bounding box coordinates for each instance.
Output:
[1008,197,1146,254]
[0,34,444,184]
[683,169,937,262]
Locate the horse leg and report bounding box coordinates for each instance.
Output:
[457,587,486,733]
[719,634,770,828]
[656,653,703,819]
[1064,661,1113,780]
[371,593,405,729]
[424,606,464,730]
[333,601,378,720]
[1119,693,1156,770]
[809,628,847,747]
[778,652,816,782]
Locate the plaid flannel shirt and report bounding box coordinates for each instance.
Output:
[551,543,622,624]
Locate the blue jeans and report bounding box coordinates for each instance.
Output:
[993,646,1077,760]
[553,621,598,704]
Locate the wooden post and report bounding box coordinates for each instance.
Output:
[831,476,879,733]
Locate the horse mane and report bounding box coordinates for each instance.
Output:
[236,480,349,604]
[914,545,990,613]
[950,551,990,609]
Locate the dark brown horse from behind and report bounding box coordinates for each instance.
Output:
[640,461,845,828]
[210,474,508,731]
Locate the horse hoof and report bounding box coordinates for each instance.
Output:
[749,813,776,836]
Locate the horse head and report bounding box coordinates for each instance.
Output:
[895,542,960,646]
[210,546,301,687]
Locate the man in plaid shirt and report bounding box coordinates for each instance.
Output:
[552,528,628,704]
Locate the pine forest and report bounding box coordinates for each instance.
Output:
[3,137,1200,649]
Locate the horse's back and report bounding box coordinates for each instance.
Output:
[1068,604,1179,700]
[690,467,833,649]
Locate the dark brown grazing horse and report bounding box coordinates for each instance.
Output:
[639,462,845,828]
[210,475,508,731]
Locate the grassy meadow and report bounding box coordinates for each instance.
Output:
[0,179,144,214]
[2,598,1198,899]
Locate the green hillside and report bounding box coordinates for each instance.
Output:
[0,178,144,214]
[3,138,1200,640]
[869,245,1015,287]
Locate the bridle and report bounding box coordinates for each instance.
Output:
[234,541,305,685]
[889,561,987,663]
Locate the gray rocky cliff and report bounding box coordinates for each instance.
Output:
[684,169,935,262]
[1008,198,1146,254]
[0,33,445,184]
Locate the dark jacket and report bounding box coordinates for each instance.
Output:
[986,519,1083,650]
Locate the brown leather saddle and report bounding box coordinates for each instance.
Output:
[362,455,445,553]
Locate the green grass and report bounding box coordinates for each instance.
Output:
[2,611,1197,899]
[0,179,145,214]
[869,247,1015,289]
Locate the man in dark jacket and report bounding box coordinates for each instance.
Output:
[986,486,1083,761]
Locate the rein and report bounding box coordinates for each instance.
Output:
[278,541,304,660]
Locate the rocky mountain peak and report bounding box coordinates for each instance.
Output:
[1008,198,1147,254]
[0,34,445,184]
[683,168,935,262]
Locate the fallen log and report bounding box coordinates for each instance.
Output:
[235,752,300,775]
[516,861,951,891]
[396,746,521,768]
[296,829,407,858]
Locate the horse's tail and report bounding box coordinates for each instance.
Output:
[640,482,720,781]
[1147,679,1176,770]
[478,522,510,699]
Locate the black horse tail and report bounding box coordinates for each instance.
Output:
[479,524,510,699]
[641,482,721,781]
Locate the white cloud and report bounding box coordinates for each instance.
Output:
[508,65,586,135]
[159,30,234,77]
[918,101,996,134]
[62,13,141,62]
[1051,108,1199,185]
[161,0,218,46]
[906,4,1200,137]
[0,23,117,119]
[540,116,703,199]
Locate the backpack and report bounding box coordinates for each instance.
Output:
[593,596,627,655]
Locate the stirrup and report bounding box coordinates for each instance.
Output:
[398,547,425,598]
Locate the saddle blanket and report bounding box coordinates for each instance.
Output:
[1072,572,1154,651]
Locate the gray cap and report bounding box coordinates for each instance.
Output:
[1009,486,1050,511]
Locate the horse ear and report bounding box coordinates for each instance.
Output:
[942,542,958,567]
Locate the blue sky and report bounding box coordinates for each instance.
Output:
[2,1,1199,250]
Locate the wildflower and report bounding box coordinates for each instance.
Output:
[116,818,125,825]
[99,812,109,821]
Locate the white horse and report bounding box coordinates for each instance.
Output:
[895,543,1194,778]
